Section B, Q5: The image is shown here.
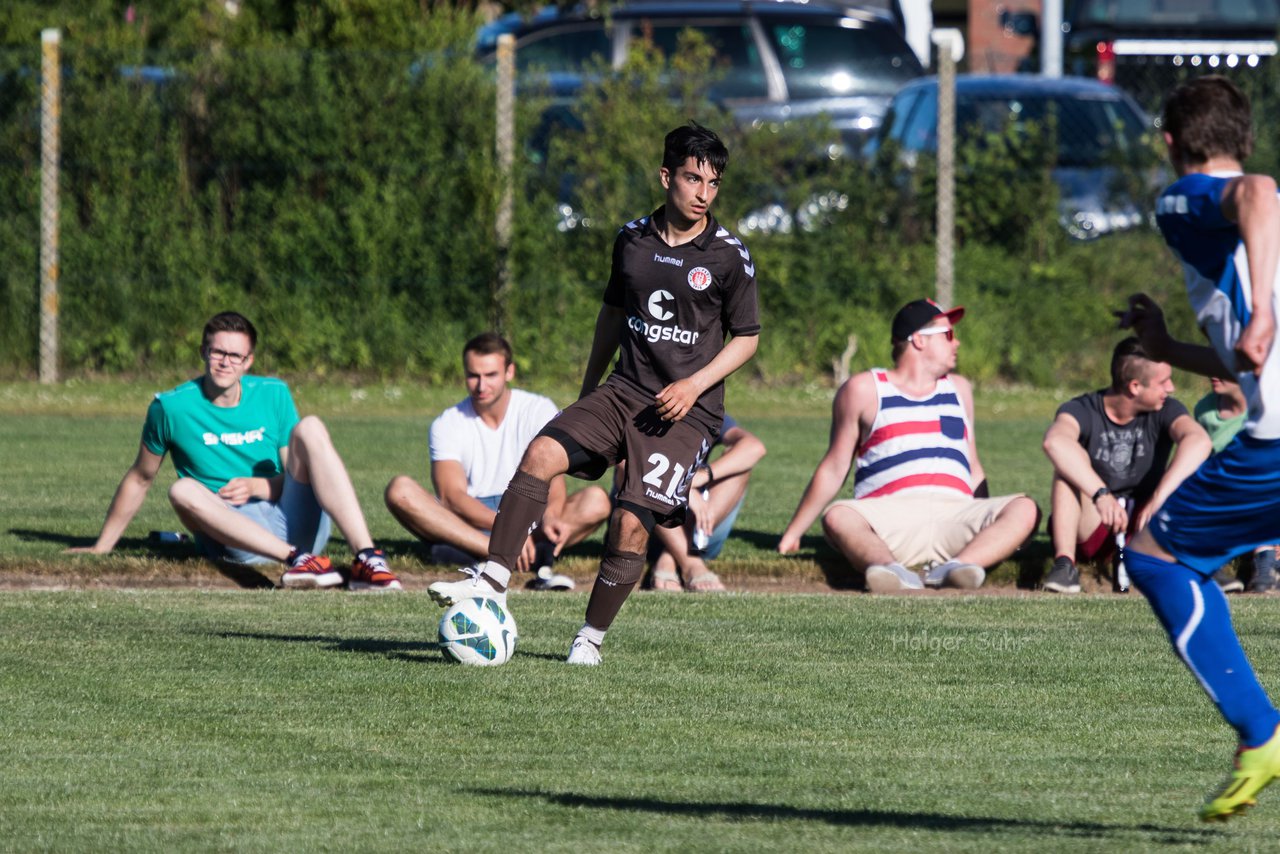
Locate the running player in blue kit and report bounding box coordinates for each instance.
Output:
[428,123,760,665]
[1118,76,1280,822]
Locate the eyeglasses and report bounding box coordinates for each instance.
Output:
[206,347,250,366]
[916,326,955,342]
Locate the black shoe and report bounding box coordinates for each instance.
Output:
[1252,548,1279,594]
[1043,556,1081,594]
[1214,566,1245,594]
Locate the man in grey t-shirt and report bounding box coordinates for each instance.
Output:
[1041,337,1211,592]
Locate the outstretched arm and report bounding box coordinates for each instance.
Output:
[655,334,759,422]
[1134,414,1212,531]
[1117,293,1234,378]
[951,375,987,488]
[777,373,869,553]
[691,423,766,490]
[579,304,626,399]
[1223,174,1280,373]
[67,443,165,553]
[1043,411,1128,534]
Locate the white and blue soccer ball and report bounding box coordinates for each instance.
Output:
[438,597,518,666]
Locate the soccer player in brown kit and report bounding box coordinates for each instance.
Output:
[428,123,760,665]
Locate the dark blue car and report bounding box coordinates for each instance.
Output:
[866,74,1167,240]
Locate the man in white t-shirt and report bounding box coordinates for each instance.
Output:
[385,333,610,589]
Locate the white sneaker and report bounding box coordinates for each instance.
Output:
[864,563,923,592]
[428,563,506,607]
[530,564,575,591]
[924,560,986,590]
[566,635,602,666]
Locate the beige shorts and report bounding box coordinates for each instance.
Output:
[822,492,1024,568]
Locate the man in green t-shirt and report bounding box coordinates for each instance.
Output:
[69,312,401,591]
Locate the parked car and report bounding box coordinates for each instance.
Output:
[864,74,1166,240]
[476,0,924,149]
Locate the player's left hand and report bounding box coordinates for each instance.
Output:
[656,379,700,422]
[540,516,569,557]
[1115,293,1170,351]
[1236,310,1275,375]
[688,485,714,537]
[217,477,257,506]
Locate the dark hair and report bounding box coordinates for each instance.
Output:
[1110,337,1154,391]
[463,331,513,367]
[202,311,257,351]
[1162,76,1253,165]
[662,122,728,176]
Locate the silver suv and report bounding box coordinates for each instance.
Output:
[477,1,924,147]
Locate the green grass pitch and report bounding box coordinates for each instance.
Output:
[3,379,1279,850]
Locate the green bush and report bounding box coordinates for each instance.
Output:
[0,4,1225,391]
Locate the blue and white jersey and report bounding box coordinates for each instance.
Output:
[1156,171,1280,439]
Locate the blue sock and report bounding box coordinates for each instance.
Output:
[1126,549,1280,747]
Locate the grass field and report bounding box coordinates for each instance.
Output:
[4,589,1280,851]
[6,378,1278,851]
[0,378,1067,586]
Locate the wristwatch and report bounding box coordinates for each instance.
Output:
[1092,487,1111,503]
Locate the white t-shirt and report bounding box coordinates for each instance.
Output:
[428,388,560,498]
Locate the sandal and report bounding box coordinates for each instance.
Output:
[685,570,726,593]
[651,567,683,592]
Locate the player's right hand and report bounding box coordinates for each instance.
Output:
[1236,310,1275,375]
[1096,493,1129,535]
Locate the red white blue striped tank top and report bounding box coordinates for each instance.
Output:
[853,370,974,499]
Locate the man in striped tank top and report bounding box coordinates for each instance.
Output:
[779,299,1040,592]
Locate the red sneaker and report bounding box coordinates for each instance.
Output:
[281,553,343,589]
[349,549,403,592]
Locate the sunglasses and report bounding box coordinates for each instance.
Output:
[916,326,955,342]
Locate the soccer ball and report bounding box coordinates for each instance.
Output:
[438,597,518,666]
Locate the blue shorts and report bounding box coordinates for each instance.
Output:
[426,495,501,565]
[1149,433,1280,575]
[197,473,332,566]
[698,493,745,560]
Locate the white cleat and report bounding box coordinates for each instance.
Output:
[428,563,506,608]
[566,635,602,666]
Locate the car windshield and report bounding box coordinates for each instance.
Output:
[763,17,922,99]
[956,93,1148,167]
[639,21,769,99]
[1073,0,1279,28]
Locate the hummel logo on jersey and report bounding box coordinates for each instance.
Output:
[202,427,267,447]
[648,290,675,321]
[654,252,683,268]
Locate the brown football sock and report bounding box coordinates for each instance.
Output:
[487,470,550,574]
[584,550,647,631]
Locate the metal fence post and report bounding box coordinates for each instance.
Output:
[39,28,61,384]
[494,33,515,334]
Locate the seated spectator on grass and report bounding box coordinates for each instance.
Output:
[68,311,401,592]
[647,414,766,592]
[777,299,1040,592]
[1041,337,1211,594]
[384,332,610,590]
[1195,377,1279,593]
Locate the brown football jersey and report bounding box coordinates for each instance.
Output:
[602,206,760,432]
